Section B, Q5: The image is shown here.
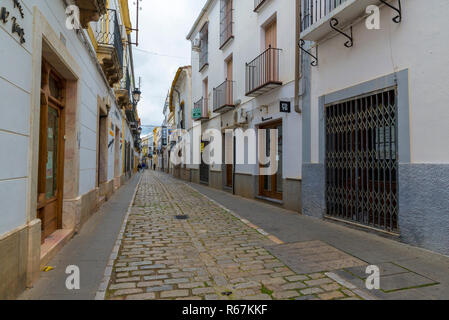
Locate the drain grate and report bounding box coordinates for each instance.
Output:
[175,215,189,220]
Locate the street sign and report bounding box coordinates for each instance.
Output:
[280,101,291,113]
[193,107,201,119]
[162,126,168,146]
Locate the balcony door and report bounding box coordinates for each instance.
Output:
[38,61,66,243]
[264,19,278,82]
[226,57,233,105]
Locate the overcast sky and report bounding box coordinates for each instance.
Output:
[129,0,205,135]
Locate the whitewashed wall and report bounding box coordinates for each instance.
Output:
[0,0,33,235]
[0,0,135,237]
[308,0,449,164]
[188,0,301,179]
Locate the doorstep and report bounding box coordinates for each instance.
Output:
[255,195,284,205]
[40,229,75,269]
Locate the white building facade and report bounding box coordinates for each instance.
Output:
[0,0,142,298]
[186,0,302,211]
[300,0,449,255]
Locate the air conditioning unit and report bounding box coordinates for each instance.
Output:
[192,37,201,52]
[234,108,248,125]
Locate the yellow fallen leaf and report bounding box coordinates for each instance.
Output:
[42,266,54,272]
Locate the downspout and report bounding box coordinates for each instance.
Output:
[294,0,302,113]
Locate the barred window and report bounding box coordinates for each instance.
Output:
[220,0,233,48]
[199,23,209,71]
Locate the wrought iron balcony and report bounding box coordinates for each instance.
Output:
[245,47,282,97]
[300,0,400,42]
[254,0,269,12]
[94,9,124,87]
[213,80,235,114]
[192,97,209,122]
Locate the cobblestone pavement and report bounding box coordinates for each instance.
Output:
[103,171,362,300]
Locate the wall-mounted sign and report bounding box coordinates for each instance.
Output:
[280,101,291,113]
[161,126,168,146]
[192,107,201,119]
[1,0,26,44]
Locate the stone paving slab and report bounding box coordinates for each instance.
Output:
[102,171,361,300]
[377,273,438,293]
[344,262,409,279]
[266,240,367,274]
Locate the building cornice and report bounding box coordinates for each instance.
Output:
[186,0,214,40]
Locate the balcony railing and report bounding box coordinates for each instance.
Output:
[245,47,282,97]
[192,97,209,121]
[254,0,269,12]
[302,0,348,30]
[213,80,235,114]
[95,9,124,70]
[301,0,385,41]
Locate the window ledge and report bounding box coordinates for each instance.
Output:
[219,35,234,50]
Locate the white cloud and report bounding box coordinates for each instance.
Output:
[130,0,205,129]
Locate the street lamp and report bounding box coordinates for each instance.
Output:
[132,88,141,103]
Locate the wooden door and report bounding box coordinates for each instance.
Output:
[226,58,233,105]
[264,20,278,82]
[265,20,277,49]
[259,121,283,200]
[38,61,66,243]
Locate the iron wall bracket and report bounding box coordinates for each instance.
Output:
[380,0,402,23]
[299,39,318,67]
[330,18,353,48]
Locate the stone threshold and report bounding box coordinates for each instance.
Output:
[255,195,284,205]
[40,229,75,269]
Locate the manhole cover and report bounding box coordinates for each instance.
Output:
[175,215,189,220]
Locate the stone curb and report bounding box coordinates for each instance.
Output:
[94,174,143,300]
[325,272,378,300]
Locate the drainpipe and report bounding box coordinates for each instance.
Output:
[294,0,302,113]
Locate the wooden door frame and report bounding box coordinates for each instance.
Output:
[38,60,66,241]
[258,120,282,200]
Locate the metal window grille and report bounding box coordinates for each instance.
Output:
[325,89,399,232]
[220,0,233,47]
[199,23,209,71]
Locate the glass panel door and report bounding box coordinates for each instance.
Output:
[46,106,59,199]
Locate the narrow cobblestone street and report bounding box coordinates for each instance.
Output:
[101,171,362,300]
